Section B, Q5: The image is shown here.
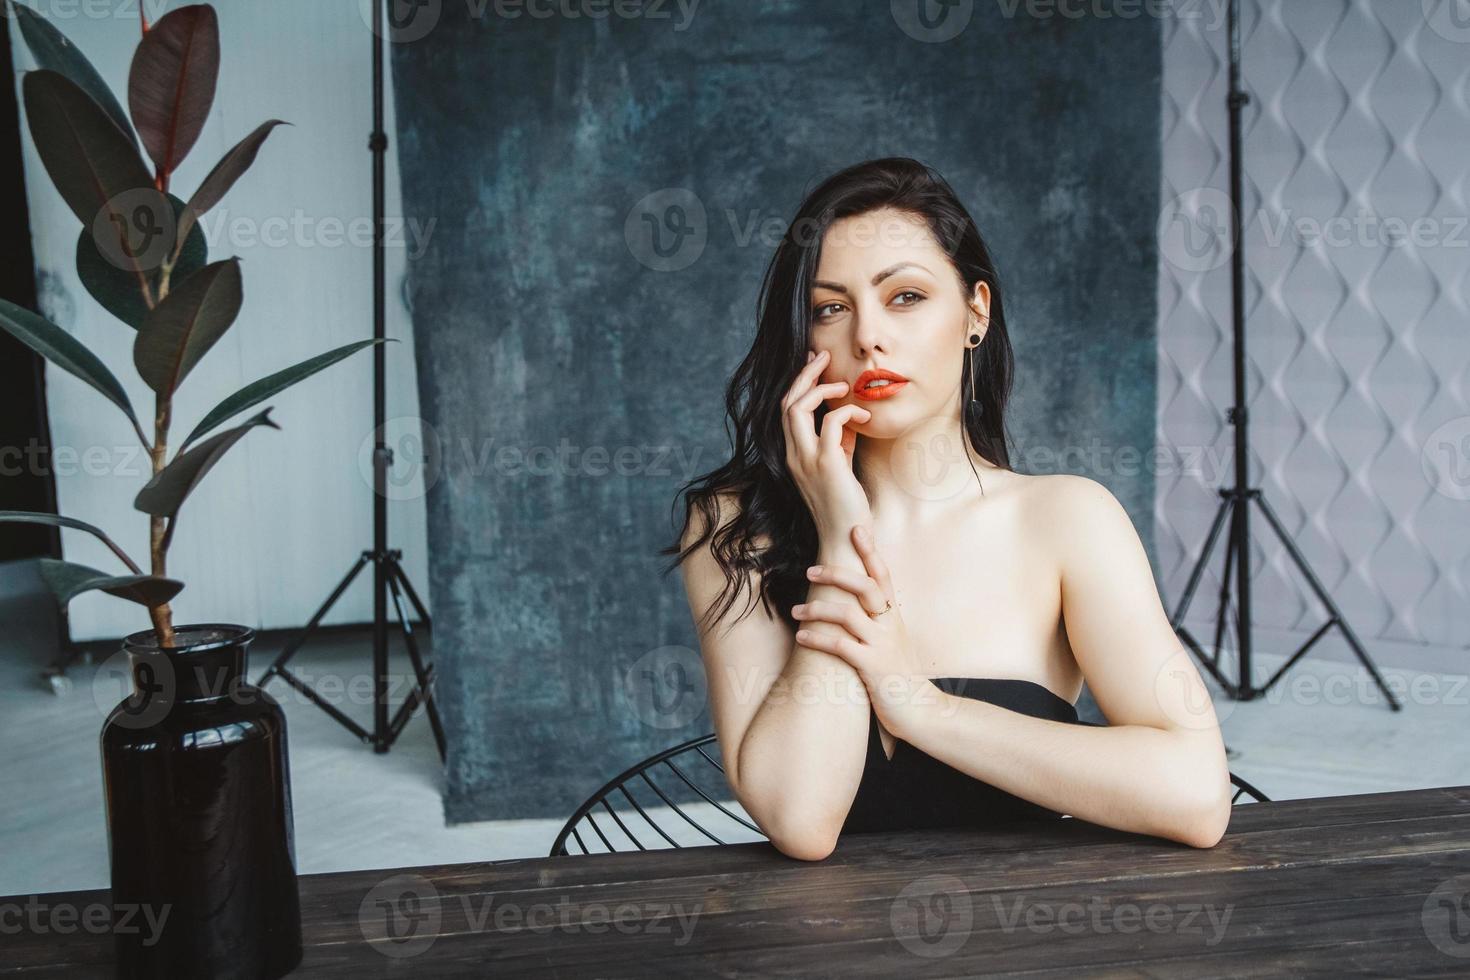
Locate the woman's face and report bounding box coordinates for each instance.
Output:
[808,207,989,438]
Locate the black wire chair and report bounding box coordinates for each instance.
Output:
[549,730,1270,857]
[549,732,763,857]
[1228,771,1271,804]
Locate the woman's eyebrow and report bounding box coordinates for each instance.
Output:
[812,262,932,294]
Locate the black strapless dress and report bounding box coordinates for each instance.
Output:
[841,677,1087,835]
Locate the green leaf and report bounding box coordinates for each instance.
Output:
[134,259,242,395]
[77,192,208,330]
[0,298,141,436]
[180,339,394,450]
[38,557,183,608]
[0,511,141,572]
[135,408,279,519]
[127,4,219,177]
[8,1,138,147]
[175,120,289,260]
[21,69,169,270]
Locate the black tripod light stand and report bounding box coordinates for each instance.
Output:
[1169,0,1399,712]
[257,0,447,755]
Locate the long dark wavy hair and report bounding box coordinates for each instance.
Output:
[660,157,1017,636]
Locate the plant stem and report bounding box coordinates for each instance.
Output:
[156,258,173,300]
[149,392,175,647]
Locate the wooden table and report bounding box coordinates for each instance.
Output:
[4,785,1469,977]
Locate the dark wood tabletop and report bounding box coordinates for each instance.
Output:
[4,785,1469,977]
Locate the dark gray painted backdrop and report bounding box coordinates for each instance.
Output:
[390,1,1159,822]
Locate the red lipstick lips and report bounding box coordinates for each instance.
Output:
[852,368,909,401]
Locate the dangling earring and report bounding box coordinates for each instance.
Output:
[965,317,984,418]
[964,317,987,497]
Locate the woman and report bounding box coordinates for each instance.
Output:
[661,157,1231,861]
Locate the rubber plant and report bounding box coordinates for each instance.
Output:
[0,2,388,647]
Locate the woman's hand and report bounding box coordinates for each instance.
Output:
[782,349,873,545]
[789,524,946,741]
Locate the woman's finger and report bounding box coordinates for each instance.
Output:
[794,381,852,413]
[793,599,876,644]
[793,625,865,669]
[818,403,871,459]
[850,525,897,603]
[780,351,828,464]
[806,563,888,615]
[782,352,852,467]
[785,380,849,464]
[780,348,830,412]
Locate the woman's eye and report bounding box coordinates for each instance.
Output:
[813,294,921,318]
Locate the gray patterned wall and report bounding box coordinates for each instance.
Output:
[392,1,1162,822]
[1157,0,1470,676]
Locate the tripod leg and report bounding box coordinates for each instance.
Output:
[1212,502,1238,675]
[1250,493,1402,711]
[1170,493,1232,627]
[269,665,374,742]
[1170,493,1238,696]
[391,557,432,625]
[386,561,447,759]
[1259,616,1336,691]
[258,553,371,686]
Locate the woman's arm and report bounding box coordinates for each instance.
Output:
[899,693,1230,847]
[678,494,877,861]
[892,475,1234,848]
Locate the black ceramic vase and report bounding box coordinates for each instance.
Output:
[100,623,303,979]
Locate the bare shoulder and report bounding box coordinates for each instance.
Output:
[1024,472,1127,513]
[679,490,772,553]
[677,490,779,639]
[1016,473,1138,564]
[679,490,730,551]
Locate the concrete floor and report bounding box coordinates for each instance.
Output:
[0,557,577,896]
[1,556,1466,896]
